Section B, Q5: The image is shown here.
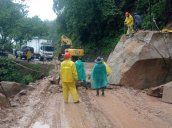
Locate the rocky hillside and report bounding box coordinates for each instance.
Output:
[108,30,172,89]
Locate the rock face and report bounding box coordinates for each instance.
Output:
[162,82,172,103]
[107,30,172,89]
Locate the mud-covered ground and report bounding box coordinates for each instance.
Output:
[0,62,172,128]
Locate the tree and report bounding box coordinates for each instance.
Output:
[13,16,48,47]
[0,0,50,50]
[53,0,118,46]
[0,0,26,49]
[53,0,172,56]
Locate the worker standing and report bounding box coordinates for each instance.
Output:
[124,11,134,37]
[134,13,142,31]
[15,50,18,59]
[26,50,32,62]
[75,57,87,89]
[60,52,80,104]
[102,58,112,76]
[91,57,108,96]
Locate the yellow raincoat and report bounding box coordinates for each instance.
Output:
[60,59,79,103]
[103,62,112,75]
[124,14,134,36]
[26,51,32,61]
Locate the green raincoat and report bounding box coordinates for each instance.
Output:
[75,60,86,81]
[91,63,108,89]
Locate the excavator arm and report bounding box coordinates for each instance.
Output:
[60,35,72,46]
[161,28,172,33]
[59,35,84,61]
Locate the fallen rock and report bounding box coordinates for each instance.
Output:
[162,82,172,103]
[0,93,10,107]
[18,90,27,96]
[49,75,60,85]
[0,81,24,96]
[26,84,35,91]
[147,85,164,98]
[108,30,172,89]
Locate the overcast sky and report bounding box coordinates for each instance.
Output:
[26,0,57,21]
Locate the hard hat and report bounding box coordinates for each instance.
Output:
[125,12,129,16]
[64,52,71,59]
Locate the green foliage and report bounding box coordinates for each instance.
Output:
[0,0,50,50]
[21,75,33,85]
[0,0,25,45]
[53,0,172,58]
[136,0,172,29]
[44,20,58,44]
[53,0,122,56]
[0,58,52,85]
[0,58,19,81]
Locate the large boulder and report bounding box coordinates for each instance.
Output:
[0,81,24,96]
[107,30,172,89]
[162,82,172,103]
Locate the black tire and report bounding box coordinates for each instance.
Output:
[39,56,44,61]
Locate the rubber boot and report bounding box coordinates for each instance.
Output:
[96,89,99,96]
[102,88,104,96]
[83,80,88,90]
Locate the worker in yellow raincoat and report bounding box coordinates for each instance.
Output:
[124,11,134,37]
[102,58,112,76]
[60,52,80,104]
[26,50,32,62]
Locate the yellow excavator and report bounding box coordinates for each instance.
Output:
[58,35,84,61]
[161,28,172,33]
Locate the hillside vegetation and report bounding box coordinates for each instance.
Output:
[0,58,53,84]
[53,0,172,57]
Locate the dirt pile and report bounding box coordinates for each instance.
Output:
[0,81,24,97]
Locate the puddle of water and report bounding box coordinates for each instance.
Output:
[32,122,50,128]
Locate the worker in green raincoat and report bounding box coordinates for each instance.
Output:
[75,57,87,89]
[91,56,108,96]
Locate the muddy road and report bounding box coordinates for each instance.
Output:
[1,62,172,128]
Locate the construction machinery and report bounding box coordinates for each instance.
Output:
[26,38,54,61]
[58,35,84,61]
[161,28,172,33]
[17,46,34,60]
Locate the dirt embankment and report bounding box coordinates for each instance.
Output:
[0,62,172,128]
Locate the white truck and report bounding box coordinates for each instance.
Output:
[26,37,54,60]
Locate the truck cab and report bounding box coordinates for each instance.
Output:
[39,43,54,60]
[26,38,54,61]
